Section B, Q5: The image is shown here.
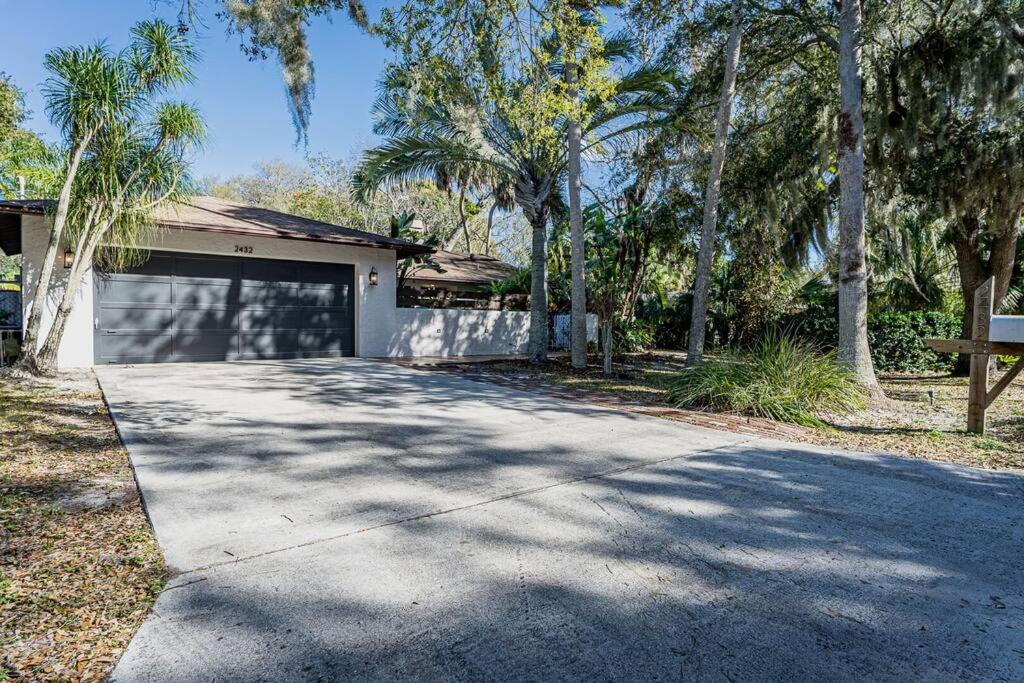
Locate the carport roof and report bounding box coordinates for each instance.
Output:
[0,196,434,258]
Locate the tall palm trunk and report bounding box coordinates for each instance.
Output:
[527,211,549,364]
[836,0,879,390]
[485,201,499,255]
[686,0,743,367]
[602,314,613,375]
[567,65,587,369]
[457,188,472,253]
[17,139,90,373]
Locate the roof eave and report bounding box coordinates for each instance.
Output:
[161,221,434,258]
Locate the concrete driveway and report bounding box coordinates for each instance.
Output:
[97,359,1024,681]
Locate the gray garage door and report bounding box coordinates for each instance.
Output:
[94,251,355,364]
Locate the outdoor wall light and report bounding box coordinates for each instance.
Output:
[368,267,378,286]
[63,250,74,269]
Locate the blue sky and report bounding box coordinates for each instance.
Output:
[1,0,391,179]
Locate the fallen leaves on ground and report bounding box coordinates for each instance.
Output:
[0,375,165,681]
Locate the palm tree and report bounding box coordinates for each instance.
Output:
[687,0,744,367]
[18,19,198,374]
[354,58,669,364]
[836,0,879,390]
[35,101,205,371]
[870,210,955,311]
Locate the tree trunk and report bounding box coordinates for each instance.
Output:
[528,211,549,364]
[457,188,472,253]
[951,214,1019,375]
[602,316,613,375]
[17,140,89,373]
[485,201,498,255]
[836,0,879,390]
[567,65,587,370]
[687,0,743,367]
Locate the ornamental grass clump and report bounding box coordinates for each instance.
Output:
[668,332,868,427]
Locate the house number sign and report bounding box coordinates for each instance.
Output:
[234,245,254,254]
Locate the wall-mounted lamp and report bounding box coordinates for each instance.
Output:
[63,250,74,269]
[368,266,378,286]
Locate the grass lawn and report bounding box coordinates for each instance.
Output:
[450,351,1024,471]
[0,375,164,682]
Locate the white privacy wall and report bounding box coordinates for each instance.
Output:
[386,308,531,357]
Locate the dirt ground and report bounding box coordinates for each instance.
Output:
[0,372,165,682]
[427,351,1024,472]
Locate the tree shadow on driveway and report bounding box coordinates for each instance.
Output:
[98,359,1024,681]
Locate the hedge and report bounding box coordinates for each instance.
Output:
[793,307,960,373]
[867,311,961,372]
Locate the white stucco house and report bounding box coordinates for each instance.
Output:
[0,196,532,370]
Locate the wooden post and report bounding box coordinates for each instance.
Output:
[967,277,994,434]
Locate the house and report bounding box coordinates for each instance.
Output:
[399,249,527,311]
[0,196,533,368]
[405,250,519,293]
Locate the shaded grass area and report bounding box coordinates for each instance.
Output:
[0,376,165,681]
[454,352,1024,471]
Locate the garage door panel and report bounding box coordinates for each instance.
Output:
[175,307,240,332]
[301,262,352,285]
[173,281,239,307]
[242,308,302,332]
[295,284,352,307]
[174,331,241,360]
[241,331,301,358]
[97,278,172,306]
[97,332,173,363]
[99,304,172,332]
[175,256,240,281]
[95,251,356,364]
[240,282,300,307]
[301,308,351,329]
[243,260,300,283]
[117,254,175,276]
[297,329,347,351]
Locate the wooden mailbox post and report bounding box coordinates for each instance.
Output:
[926,277,1024,434]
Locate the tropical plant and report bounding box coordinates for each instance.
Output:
[866,0,1024,374]
[390,211,446,290]
[869,209,956,312]
[585,204,656,374]
[24,20,204,374]
[0,73,59,199]
[354,44,668,364]
[485,267,531,296]
[667,331,867,426]
[687,0,744,367]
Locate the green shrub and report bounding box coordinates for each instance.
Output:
[635,294,691,350]
[867,311,960,372]
[614,318,656,353]
[792,305,960,373]
[667,332,868,426]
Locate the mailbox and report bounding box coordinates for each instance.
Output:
[989,315,1024,343]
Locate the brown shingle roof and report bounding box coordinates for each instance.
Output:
[408,250,519,286]
[0,196,432,258]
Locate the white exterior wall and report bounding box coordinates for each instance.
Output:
[387,308,530,357]
[20,214,95,369]
[20,218,400,369]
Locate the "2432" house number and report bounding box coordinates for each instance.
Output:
[234,245,254,254]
